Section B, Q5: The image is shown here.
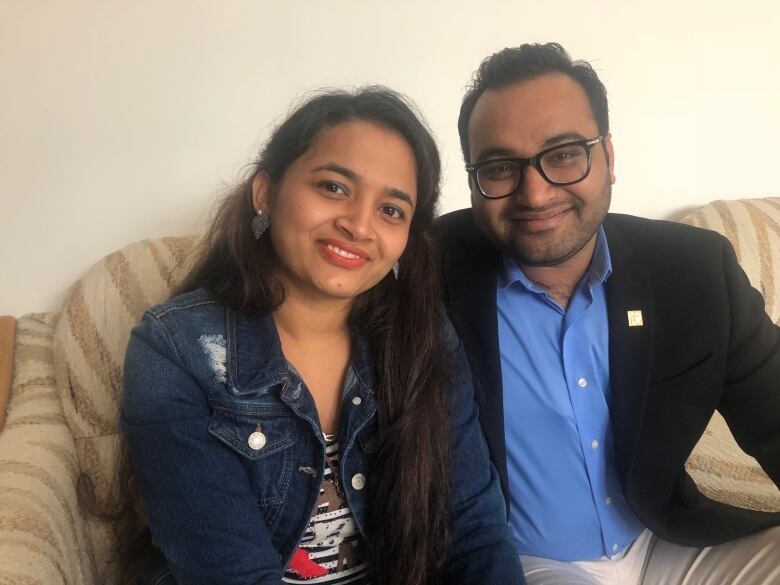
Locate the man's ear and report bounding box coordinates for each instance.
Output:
[604,133,616,185]
[251,172,272,212]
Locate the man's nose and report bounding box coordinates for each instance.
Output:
[514,164,555,207]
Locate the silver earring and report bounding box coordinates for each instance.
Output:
[252,210,270,239]
[392,261,399,280]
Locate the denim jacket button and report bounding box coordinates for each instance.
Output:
[351,473,366,490]
[248,429,267,451]
[352,396,362,406]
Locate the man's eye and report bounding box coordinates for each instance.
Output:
[546,148,584,166]
[480,162,519,180]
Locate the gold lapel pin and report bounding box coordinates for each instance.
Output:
[627,310,644,327]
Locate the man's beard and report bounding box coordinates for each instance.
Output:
[482,182,611,268]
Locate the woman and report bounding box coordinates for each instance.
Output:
[122,87,522,585]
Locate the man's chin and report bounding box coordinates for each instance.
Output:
[505,235,590,268]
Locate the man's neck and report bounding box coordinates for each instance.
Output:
[520,236,598,310]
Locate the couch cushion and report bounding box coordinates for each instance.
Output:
[679,197,780,323]
[0,313,97,585]
[52,236,196,507]
[680,197,780,512]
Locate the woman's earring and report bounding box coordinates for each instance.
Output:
[252,210,270,240]
[392,261,399,280]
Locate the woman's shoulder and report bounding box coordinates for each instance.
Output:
[129,288,230,361]
[146,287,222,320]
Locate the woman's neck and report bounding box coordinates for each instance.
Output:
[272,291,351,346]
[273,291,353,436]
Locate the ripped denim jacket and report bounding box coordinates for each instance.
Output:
[122,288,524,585]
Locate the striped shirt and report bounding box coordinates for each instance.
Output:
[283,439,371,584]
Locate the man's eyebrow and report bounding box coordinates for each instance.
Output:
[540,132,589,148]
[473,132,591,162]
[312,163,414,208]
[473,147,517,162]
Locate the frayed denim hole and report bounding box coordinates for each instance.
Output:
[198,334,227,384]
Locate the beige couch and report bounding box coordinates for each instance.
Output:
[0,199,778,584]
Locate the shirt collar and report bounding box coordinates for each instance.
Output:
[498,226,613,293]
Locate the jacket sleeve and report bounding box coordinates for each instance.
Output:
[437,316,526,585]
[122,312,284,585]
[717,236,780,486]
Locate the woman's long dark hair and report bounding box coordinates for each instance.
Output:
[102,87,451,585]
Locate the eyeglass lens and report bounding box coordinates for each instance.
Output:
[477,143,591,197]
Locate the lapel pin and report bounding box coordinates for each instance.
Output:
[627,310,644,327]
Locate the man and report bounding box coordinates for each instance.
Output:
[439,42,780,583]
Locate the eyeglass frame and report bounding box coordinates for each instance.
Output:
[465,136,605,199]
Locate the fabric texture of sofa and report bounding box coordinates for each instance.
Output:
[0,198,778,584]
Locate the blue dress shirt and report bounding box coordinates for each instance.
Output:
[497,228,644,561]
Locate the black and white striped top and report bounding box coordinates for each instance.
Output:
[283,439,371,584]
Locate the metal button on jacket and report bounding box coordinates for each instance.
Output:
[248,427,267,451]
[351,473,366,490]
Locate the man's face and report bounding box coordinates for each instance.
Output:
[467,73,615,268]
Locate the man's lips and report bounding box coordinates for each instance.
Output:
[318,239,370,268]
[505,207,572,232]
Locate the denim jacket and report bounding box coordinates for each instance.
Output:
[122,288,524,585]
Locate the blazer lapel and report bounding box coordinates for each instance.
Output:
[442,213,509,499]
[603,217,655,490]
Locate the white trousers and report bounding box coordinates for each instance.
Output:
[521,527,780,585]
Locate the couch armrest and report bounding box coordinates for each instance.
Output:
[0,316,15,431]
[0,314,97,585]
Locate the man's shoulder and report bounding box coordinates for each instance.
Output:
[437,208,478,239]
[605,213,727,258]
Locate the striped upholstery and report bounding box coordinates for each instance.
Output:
[0,314,96,584]
[52,236,197,582]
[680,197,780,512]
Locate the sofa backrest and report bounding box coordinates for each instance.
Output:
[52,235,197,578]
[679,197,780,324]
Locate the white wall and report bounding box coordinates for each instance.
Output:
[2,0,779,316]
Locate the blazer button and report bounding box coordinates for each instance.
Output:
[248,427,267,451]
[351,473,366,490]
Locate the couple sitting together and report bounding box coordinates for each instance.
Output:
[120,42,780,584]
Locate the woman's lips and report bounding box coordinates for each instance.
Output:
[318,239,370,269]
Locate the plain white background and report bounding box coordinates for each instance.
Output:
[2,0,779,316]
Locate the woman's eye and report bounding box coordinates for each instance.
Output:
[380,205,405,220]
[320,181,347,195]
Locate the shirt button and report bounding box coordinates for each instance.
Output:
[352,396,362,406]
[605,496,613,506]
[248,429,267,451]
[591,439,599,449]
[351,473,366,490]
[577,378,588,388]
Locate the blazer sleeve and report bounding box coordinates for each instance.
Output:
[122,312,284,585]
[717,236,780,485]
[437,316,526,585]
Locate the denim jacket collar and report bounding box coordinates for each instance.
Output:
[224,304,377,398]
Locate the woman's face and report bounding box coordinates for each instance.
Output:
[253,120,417,305]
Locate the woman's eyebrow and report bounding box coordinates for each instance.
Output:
[312,163,358,180]
[313,163,414,207]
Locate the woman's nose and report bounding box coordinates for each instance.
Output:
[335,200,374,240]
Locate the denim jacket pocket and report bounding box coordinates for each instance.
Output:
[208,403,298,513]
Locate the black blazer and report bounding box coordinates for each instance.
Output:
[438,209,780,547]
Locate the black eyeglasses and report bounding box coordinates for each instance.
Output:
[466,136,604,199]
